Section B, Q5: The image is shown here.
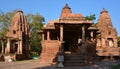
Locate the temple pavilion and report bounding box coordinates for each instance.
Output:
[38,4,119,66]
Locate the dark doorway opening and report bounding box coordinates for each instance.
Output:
[64,31,78,52]
[15,44,18,52]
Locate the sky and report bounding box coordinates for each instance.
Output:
[0,0,120,36]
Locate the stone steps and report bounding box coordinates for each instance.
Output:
[64,53,87,66]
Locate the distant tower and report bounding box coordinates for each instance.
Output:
[96,8,118,48]
[5,10,30,59]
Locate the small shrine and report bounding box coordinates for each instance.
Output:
[0,10,30,61]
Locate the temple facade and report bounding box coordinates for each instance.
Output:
[96,8,119,57]
[39,4,119,66]
[4,10,30,60]
[96,8,118,48]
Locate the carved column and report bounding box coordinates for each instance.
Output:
[6,38,10,54]
[57,24,64,67]
[42,33,45,41]
[47,30,50,40]
[17,41,20,54]
[19,40,22,54]
[60,25,63,42]
[59,25,64,53]
[82,25,85,43]
[90,31,94,40]
[1,39,4,54]
[81,25,86,54]
[102,38,105,48]
[114,39,118,47]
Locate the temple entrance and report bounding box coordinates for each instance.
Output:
[15,44,18,52]
[64,31,79,53]
[10,41,18,53]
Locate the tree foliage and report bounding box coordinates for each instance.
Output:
[85,14,96,21]
[26,13,45,55]
[0,10,15,53]
[0,10,15,37]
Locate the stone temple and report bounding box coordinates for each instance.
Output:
[38,4,119,66]
[0,10,30,61]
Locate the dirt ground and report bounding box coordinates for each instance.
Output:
[0,59,120,69]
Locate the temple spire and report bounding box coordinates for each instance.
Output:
[100,8,108,14]
[63,4,71,9]
[97,8,113,28]
[60,4,72,18]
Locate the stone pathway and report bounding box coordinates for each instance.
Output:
[0,60,120,69]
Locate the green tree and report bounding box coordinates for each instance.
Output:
[26,13,45,56]
[0,10,15,54]
[118,36,120,47]
[85,14,96,21]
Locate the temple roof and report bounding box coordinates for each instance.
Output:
[7,10,30,38]
[43,4,93,29]
[97,8,113,27]
[96,8,118,37]
[60,4,72,18]
[60,4,85,20]
[42,20,56,29]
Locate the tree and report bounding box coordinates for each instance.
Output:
[0,10,15,54]
[118,36,120,47]
[26,13,45,56]
[85,14,96,21]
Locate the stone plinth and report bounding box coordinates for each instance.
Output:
[39,40,59,64]
[96,47,120,56]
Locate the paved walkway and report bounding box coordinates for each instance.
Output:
[0,60,120,69]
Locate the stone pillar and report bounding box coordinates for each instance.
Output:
[102,38,106,48]
[58,25,64,68]
[114,39,118,47]
[42,33,45,41]
[19,40,22,54]
[90,31,94,40]
[1,40,4,54]
[82,25,85,43]
[47,30,50,40]
[17,41,20,54]
[81,25,86,54]
[6,38,10,54]
[60,25,63,41]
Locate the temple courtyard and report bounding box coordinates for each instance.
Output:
[0,59,120,69]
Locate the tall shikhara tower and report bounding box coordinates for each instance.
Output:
[5,10,30,60]
[96,8,118,48]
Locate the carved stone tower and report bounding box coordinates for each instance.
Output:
[96,8,118,48]
[5,10,30,59]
